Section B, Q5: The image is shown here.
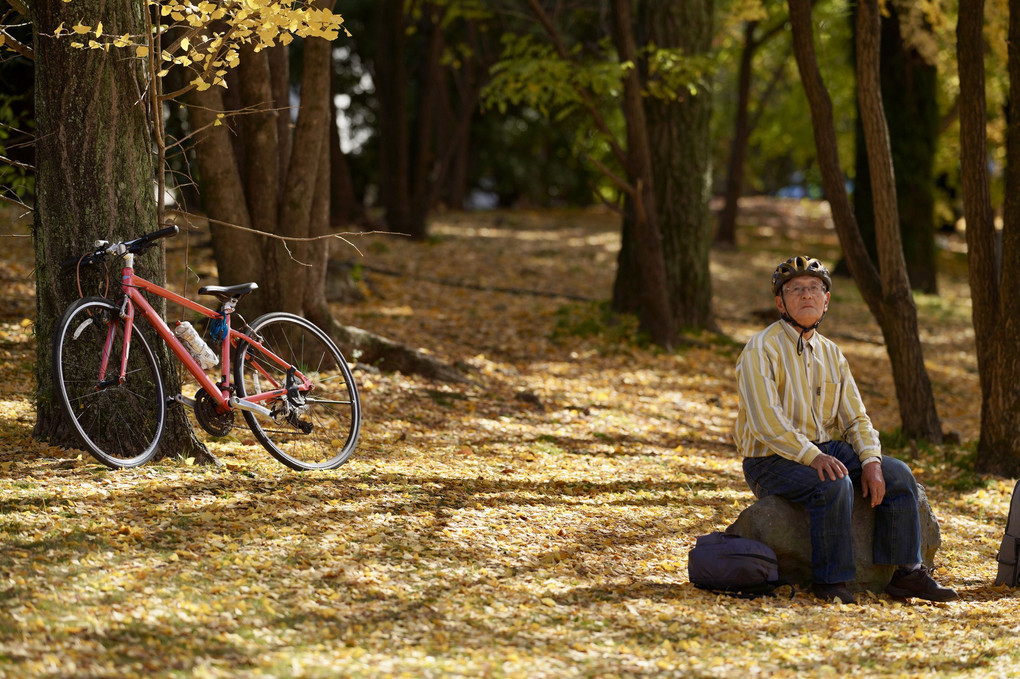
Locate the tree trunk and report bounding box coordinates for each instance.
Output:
[716,21,757,248]
[269,47,292,186]
[183,86,263,289]
[883,5,939,295]
[609,0,675,348]
[238,46,281,258]
[262,31,333,317]
[851,2,940,294]
[408,3,445,239]
[959,0,1020,475]
[32,0,207,461]
[643,0,716,332]
[330,78,367,226]
[303,90,335,332]
[788,0,942,441]
[375,0,412,235]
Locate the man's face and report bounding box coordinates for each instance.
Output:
[775,275,829,328]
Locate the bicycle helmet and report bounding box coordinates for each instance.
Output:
[771,256,832,296]
[772,256,832,354]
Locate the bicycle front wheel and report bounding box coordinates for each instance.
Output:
[234,313,361,470]
[53,297,166,468]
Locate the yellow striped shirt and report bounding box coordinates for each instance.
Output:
[734,320,882,466]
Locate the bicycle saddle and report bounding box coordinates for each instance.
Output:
[198,282,259,301]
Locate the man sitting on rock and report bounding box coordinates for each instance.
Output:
[733,255,958,604]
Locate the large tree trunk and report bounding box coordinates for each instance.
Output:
[263,31,333,316]
[959,0,1020,475]
[609,0,675,348]
[643,0,715,332]
[184,86,263,289]
[375,0,413,235]
[851,2,940,293]
[408,3,445,239]
[788,0,942,441]
[32,0,207,461]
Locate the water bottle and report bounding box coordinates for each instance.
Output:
[174,321,219,371]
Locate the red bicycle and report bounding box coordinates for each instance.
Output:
[52,226,361,470]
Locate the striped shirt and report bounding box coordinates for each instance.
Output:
[734,320,882,466]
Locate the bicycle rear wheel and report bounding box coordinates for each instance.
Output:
[234,312,361,470]
[53,297,166,469]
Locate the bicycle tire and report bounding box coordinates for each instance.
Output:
[234,312,361,470]
[53,297,166,468]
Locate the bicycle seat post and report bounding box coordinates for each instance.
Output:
[215,298,237,396]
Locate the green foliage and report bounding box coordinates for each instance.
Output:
[643,46,714,102]
[482,34,624,118]
[479,14,716,207]
[710,0,856,194]
[0,94,33,201]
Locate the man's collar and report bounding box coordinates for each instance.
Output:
[779,318,815,347]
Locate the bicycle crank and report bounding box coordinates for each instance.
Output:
[194,388,235,437]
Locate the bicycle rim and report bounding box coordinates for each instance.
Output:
[235,313,361,470]
[53,297,165,468]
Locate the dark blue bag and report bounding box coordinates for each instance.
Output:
[688,531,780,596]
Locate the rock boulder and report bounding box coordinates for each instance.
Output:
[726,484,941,593]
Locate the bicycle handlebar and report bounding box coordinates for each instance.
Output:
[60,225,180,271]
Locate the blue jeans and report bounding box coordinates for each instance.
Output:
[742,441,922,584]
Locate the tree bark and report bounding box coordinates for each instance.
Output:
[375,0,412,234]
[262,30,333,316]
[643,0,716,332]
[851,2,940,293]
[32,0,208,461]
[958,0,1020,474]
[609,0,675,348]
[408,3,445,239]
[183,86,263,289]
[788,0,942,441]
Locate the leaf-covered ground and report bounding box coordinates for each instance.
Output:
[2,203,1019,678]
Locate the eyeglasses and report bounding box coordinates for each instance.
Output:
[783,283,827,296]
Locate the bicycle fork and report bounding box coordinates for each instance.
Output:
[93,298,135,391]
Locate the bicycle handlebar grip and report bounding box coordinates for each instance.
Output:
[127,225,179,254]
[60,252,100,270]
[148,225,180,241]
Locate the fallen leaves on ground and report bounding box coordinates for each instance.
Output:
[1,204,1019,678]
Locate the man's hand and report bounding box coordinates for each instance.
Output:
[861,462,885,507]
[809,453,848,482]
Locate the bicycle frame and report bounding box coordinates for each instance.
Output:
[102,252,312,416]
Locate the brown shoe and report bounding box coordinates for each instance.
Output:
[811,582,855,604]
[885,566,959,602]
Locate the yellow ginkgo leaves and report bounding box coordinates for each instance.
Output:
[43,0,349,96]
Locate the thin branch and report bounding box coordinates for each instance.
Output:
[0,27,33,60]
[584,153,636,198]
[0,191,32,211]
[166,209,406,256]
[0,154,33,171]
[163,101,289,153]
